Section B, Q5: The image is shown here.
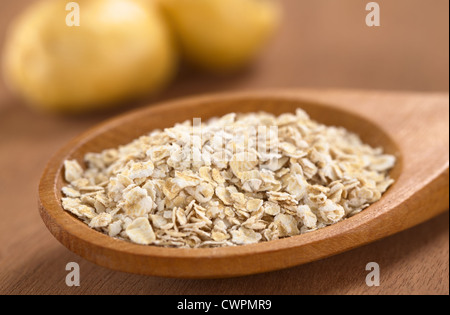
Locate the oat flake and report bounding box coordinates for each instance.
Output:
[61,110,395,248]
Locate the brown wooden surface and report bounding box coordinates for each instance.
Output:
[1,0,449,294]
[38,90,449,279]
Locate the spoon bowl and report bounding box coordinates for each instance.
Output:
[38,90,449,278]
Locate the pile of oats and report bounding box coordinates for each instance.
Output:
[61,110,396,248]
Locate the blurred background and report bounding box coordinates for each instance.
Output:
[0,0,448,294]
[0,0,448,110]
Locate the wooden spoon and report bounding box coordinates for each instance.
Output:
[38,90,449,279]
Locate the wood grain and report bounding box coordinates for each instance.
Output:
[37,91,449,278]
[1,0,449,294]
[1,90,449,294]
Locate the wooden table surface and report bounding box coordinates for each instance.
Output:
[0,0,448,295]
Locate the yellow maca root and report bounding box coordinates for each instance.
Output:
[2,0,177,113]
[160,0,281,73]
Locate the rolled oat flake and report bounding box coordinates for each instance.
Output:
[61,110,396,248]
